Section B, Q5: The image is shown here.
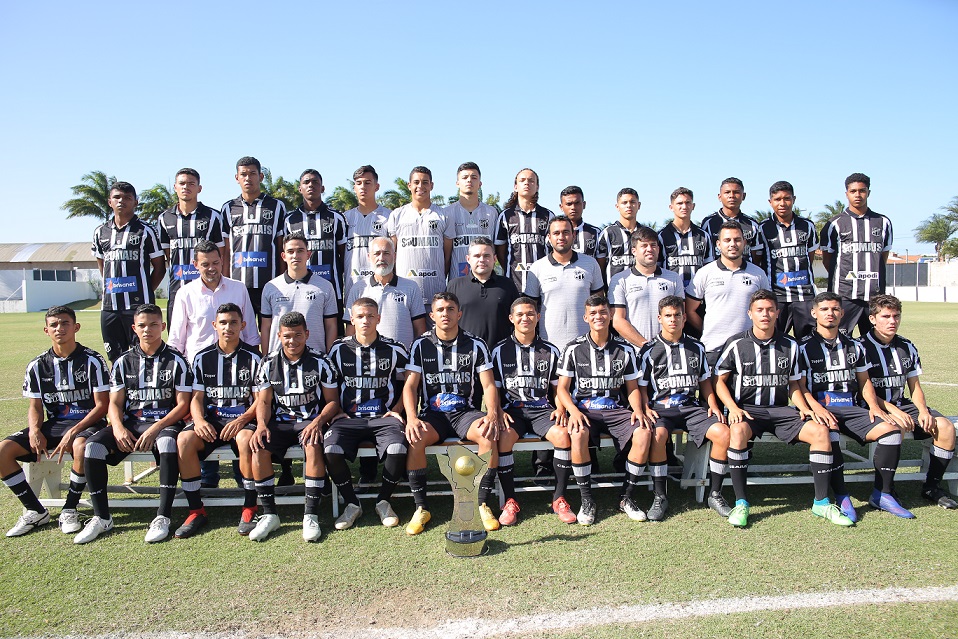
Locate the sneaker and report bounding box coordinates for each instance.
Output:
[811,501,855,526]
[479,504,500,531]
[249,513,280,541]
[552,497,577,524]
[303,514,322,542]
[868,490,915,519]
[619,497,647,522]
[58,509,82,534]
[6,509,50,537]
[375,500,399,527]
[728,501,750,528]
[647,495,669,522]
[707,491,733,517]
[144,516,171,543]
[334,503,363,530]
[498,498,521,526]
[835,494,858,523]
[74,516,113,544]
[174,509,208,539]
[577,500,597,526]
[405,507,431,536]
[922,485,958,509]
[237,507,258,535]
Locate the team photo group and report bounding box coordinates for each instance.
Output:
[2,158,955,546]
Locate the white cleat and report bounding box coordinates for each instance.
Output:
[375,500,399,527]
[144,516,171,543]
[249,513,280,542]
[303,514,322,541]
[334,503,363,530]
[74,516,113,544]
[58,509,82,534]
[6,509,50,537]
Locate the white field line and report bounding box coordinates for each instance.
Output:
[924,382,958,387]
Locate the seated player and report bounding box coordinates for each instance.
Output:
[714,290,853,528]
[76,304,192,544]
[491,297,569,525]
[325,298,410,530]
[799,292,910,520]
[174,303,266,538]
[2,306,109,536]
[401,292,503,535]
[555,294,648,525]
[248,311,341,542]
[860,294,958,509]
[637,296,732,519]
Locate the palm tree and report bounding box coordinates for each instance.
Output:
[914,214,958,261]
[138,183,175,223]
[61,171,116,222]
[815,200,844,234]
[484,191,502,213]
[378,177,411,210]
[326,183,358,212]
[942,237,958,261]
[941,196,958,221]
[753,209,772,222]
[261,168,301,209]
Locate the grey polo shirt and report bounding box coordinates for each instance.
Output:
[261,271,338,354]
[685,259,770,352]
[609,266,685,345]
[524,251,604,352]
[344,273,426,349]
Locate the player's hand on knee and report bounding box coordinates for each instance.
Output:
[51,434,73,462]
[251,426,270,452]
[220,419,244,441]
[194,419,217,443]
[727,407,751,424]
[29,430,47,459]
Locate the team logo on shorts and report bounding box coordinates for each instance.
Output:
[429,220,439,231]
[304,374,318,388]
[458,354,472,367]
[74,369,88,384]
[322,220,334,234]
[158,369,173,382]
[537,360,549,372]
[573,270,585,280]
[688,356,700,370]
[777,356,788,371]
[378,358,392,370]
[127,233,141,246]
[611,359,624,373]
[262,209,274,221]
[238,368,251,382]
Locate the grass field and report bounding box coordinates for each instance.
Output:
[0,304,957,638]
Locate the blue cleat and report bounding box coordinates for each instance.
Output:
[835,494,858,523]
[868,490,915,519]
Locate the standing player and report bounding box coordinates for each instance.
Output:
[76,304,193,544]
[496,168,554,291]
[1,307,109,537]
[447,237,520,349]
[860,294,958,509]
[401,292,503,535]
[92,181,165,362]
[596,188,645,285]
[557,186,601,257]
[714,290,852,528]
[821,173,892,336]
[343,165,391,296]
[444,162,503,279]
[248,312,341,542]
[657,187,713,288]
[700,178,764,269]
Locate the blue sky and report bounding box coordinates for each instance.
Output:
[2,0,955,255]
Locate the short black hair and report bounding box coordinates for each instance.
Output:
[110,181,137,199]
[630,226,658,247]
[560,185,584,199]
[616,187,639,202]
[279,311,307,329]
[813,291,841,306]
[468,236,494,250]
[299,169,322,182]
[194,240,219,256]
[45,305,76,322]
[431,292,460,310]
[720,177,744,190]
[657,295,684,314]
[236,156,262,172]
[175,168,200,182]
[769,181,794,198]
[748,289,778,308]
[216,302,243,320]
[719,220,744,236]
[845,173,870,189]
[409,166,432,182]
[457,162,480,176]
[352,297,380,313]
[510,296,539,314]
[585,294,609,310]
[670,187,693,202]
[548,215,574,233]
[353,165,378,181]
[133,303,163,319]
[283,231,308,248]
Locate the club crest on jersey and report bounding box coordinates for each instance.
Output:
[658,282,669,291]
[378,358,392,370]
[797,231,807,242]
[479,219,490,230]
[304,374,318,388]
[458,354,472,367]
[429,220,439,230]
[196,219,208,232]
[305,291,317,301]
[587,238,596,250]
[372,221,384,232]
[158,369,173,382]
[611,359,624,373]
[71,369,87,384]
[901,357,912,368]
[391,292,406,304]
[573,270,585,280]
[238,368,251,382]
[872,227,882,237]
[537,360,549,372]
[777,356,788,371]
[322,220,334,234]
[126,234,141,246]
[688,355,700,370]
[537,220,548,231]
[741,277,753,286]
[262,209,274,221]
[695,240,706,252]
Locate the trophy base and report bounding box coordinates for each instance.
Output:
[445,529,488,557]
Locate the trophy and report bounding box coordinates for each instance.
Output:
[436,445,492,557]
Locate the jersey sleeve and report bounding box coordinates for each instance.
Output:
[636,345,653,387]
[494,211,509,246]
[622,344,639,381]
[474,339,493,373]
[882,216,893,251]
[686,268,706,300]
[609,271,627,307]
[319,355,339,389]
[589,257,605,293]
[158,216,170,249]
[192,355,206,393]
[384,208,400,237]
[907,341,923,378]
[109,358,125,392]
[144,224,164,260]
[714,339,738,377]
[260,283,275,319]
[405,339,424,375]
[788,342,803,381]
[22,359,41,399]
[594,229,610,261]
[523,264,541,299]
[89,351,111,393]
[91,227,104,260]
[274,200,288,238]
[557,343,576,378]
[323,283,339,318]
[851,341,869,374]
[394,343,409,374]
[547,343,562,385]
[251,353,270,392]
[174,353,194,393]
[335,211,348,246]
[821,219,838,253]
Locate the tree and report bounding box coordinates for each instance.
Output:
[378,177,411,210]
[61,171,116,222]
[326,182,358,212]
[138,183,175,223]
[941,237,958,261]
[940,196,958,221]
[815,200,844,234]
[914,214,958,261]
[262,168,302,209]
[484,191,502,213]
[753,209,772,222]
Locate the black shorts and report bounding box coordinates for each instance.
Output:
[324,416,407,461]
[260,419,319,457]
[504,405,556,439]
[839,297,871,338]
[248,287,263,320]
[101,309,136,362]
[6,418,106,462]
[421,409,486,441]
[741,405,806,444]
[581,407,640,451]
[86,419,182,465]
[181,417,245,460]
[652,404,721,448]
[827,405,883,445]
[777,299,816,339]
[896,402,946,441]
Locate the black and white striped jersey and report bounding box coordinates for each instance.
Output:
[22,344,110,421]
[406,330,492,413]
[757,215,818,303]
[327,335,408,418]
[444,201,503,278]
[110,342,192,422]
[256,346,338,423]
[343,205,391,295]
[700,210,764,262]
[495,204,553,291]
[92,216,164,311]
[799,332,868,405]
[596,221,647,282]
[858,331,922,406]
[284,204,348,300]
[558,334,638,410]
[157,203,225,296]
[821,209,892,300]
[490,334,561,408]
[572,221,602,257]
[637,334,710,407]
[192,341,265,420]
[657,221,713,285]
[221,195,288,289]
[715,330,802,407]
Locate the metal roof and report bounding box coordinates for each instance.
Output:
[0,243,97,269]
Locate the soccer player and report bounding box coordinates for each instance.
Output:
[447,237,520,349]
[325,298,410,530]
[713,290,853,528]
[700,177,764,269]
[260,232,339,356]
[76,304,193,544]
[248,312,341,542]
[387,166,452,316]
[637,296,732,518]
[821,173,893,337]
[221,156,288,318]
[757,181,819,338]
[174,303,265,538]
[524,216,605,353]
[343,165,391,296]
[610,227,685,348]
[1,307,109,537]
[596,188,645,285]
[556,294,648,525]
[401,292,503,535]
[657,187,713,288]
[860,294,958,509]
[157,168,226,331]
[444,162,503,278]
[557,186,601,257]
[491,297,571,524]
[496,168,554,291]
[92,181,165,362]
[798,292,910,520]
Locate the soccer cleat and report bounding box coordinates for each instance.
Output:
[922,485,958,509]
[835,494,858,523]
[707,491,733,518]
[868,490,915,519]
[647,495,669,522]
[552,497,577,524]
[303,514,322,542]
[249,513,280,541]
[405,507,432,536]
[498,498,521,526]
[576,500,597,526]
[375,500,400,527]
[237,507,258,535]
[58,509,82,534]
[728,501,750,528]
[812,502,855,526]
[6,509,50,537]
[174,509,208,539]
[479,504,500,531]
[74,516,113,544]
[144,515,171,543]
[619,497,647,522]
[334,503,363,530]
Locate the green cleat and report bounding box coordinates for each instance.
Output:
[728,502,749,527]
[811,502,854,527]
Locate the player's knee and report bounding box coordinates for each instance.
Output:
[805,422,830,448]
[85,440,108,461]
[936,418,956,447]
[729,422,751,446]
[72,437,87,459]
[710,425,730,449]
[547,426,571,448]
[386,443,407,456]
[653,427,670,445]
